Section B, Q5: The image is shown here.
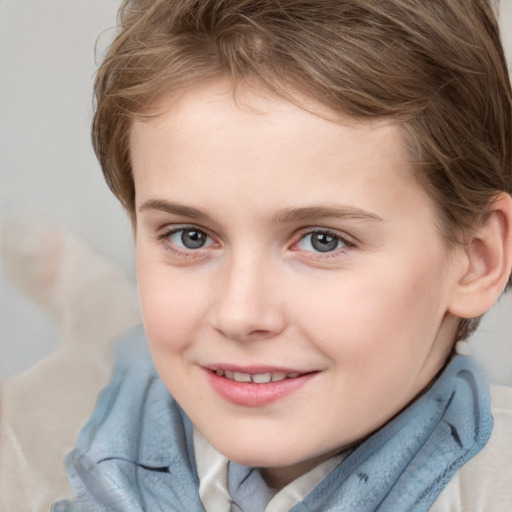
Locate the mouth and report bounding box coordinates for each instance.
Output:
[205,366,317,406]
[212,369,303,384]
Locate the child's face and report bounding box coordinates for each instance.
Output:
[131,77,464,485]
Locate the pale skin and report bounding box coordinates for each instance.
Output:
[130,77,512,489]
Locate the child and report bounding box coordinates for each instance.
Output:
[53,0,512,510]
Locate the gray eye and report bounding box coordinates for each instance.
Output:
[297,231,346,253]
[310,232,339,252]
[180,229,208,249]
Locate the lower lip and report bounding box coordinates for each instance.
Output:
[206,370,316,407]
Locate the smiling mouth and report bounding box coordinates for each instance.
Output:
[212,369,304,384]
[207,367,317,406]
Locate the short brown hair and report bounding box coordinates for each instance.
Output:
[92,0,512,340]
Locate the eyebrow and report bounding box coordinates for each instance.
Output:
[271,206,383,223]
[139,199,383,224]
[139,199,211,221]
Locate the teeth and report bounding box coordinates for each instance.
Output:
[252,373,272,384]
[271,372,287,382]
[233,372,252,383]
[215,370,302,383]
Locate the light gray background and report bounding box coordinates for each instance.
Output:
[1,0,511,382]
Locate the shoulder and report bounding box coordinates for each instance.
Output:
[430,385,512,512]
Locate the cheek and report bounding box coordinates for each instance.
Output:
[294,260,447,361]
[137,261,210,351]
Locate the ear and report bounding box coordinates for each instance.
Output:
[449,192,512,319]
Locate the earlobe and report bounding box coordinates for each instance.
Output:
[449,192,512,319]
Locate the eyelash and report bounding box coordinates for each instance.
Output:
[156,225,356,260]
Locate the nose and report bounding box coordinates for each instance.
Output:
[213,251,286,342]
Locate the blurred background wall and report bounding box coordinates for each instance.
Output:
[0,0,511,383]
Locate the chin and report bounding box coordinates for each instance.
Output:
[210,433,296,468]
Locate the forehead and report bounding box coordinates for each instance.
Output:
[130,77,435,227]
